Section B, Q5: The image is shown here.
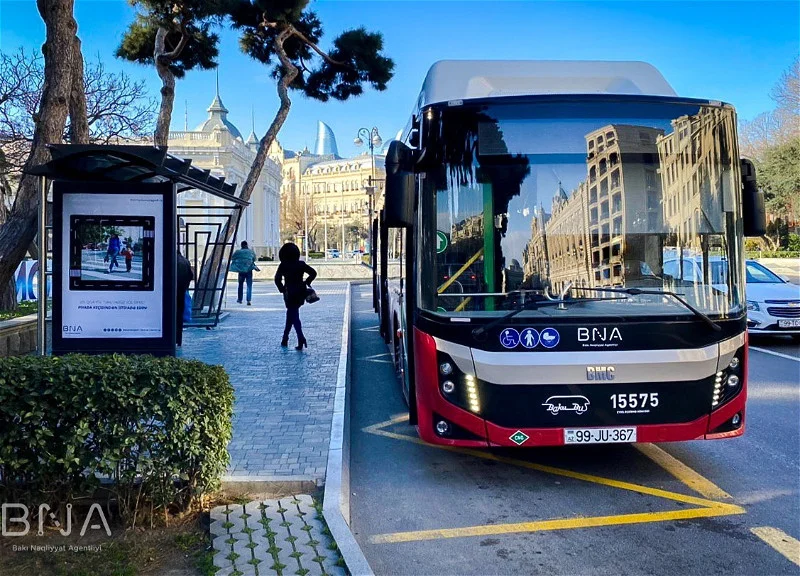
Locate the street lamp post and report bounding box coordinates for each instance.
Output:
[303,184,309,260]
[354,127,382,265]
[297,151,309,259]
[355,127,381,310]
[340,184,345,254]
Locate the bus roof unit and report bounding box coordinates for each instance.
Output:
[418,60,678,106]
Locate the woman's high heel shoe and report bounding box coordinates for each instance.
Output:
[280,337,289,347]
[295,338,307,350]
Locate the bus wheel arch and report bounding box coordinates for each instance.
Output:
[395,314,417,424]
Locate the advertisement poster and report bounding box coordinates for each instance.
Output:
[61,193,164,339]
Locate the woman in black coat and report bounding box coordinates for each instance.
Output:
[274,242,317,350]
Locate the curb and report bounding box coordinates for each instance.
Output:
[322,281,374,576]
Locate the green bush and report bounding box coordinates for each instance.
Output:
[746,250,800,259]
[308,251,325,259]
[788,234,800,252]
[0,300,37,321]
[744,238,763,252]
[0,354,233,526]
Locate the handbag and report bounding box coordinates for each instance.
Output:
[183,290,192,322]
[305,287,320,304]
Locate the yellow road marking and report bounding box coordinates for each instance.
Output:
[635,443,733,501]
[363,415,738,508]
[751,527,800,567]
[362,415,745,543]
[371,505,741,544]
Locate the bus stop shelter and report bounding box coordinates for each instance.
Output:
[28,144,248,355]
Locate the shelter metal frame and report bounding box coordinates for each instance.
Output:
[28,144,249,354]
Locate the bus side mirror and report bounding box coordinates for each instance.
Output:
[741,158,766,237]
[384,140,415,228]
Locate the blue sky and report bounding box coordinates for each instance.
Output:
[1,0,797,158]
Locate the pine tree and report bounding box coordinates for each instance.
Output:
[115,0,233,146]
[229,0,394,204]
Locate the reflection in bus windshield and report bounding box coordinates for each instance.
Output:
[419,101,743,319]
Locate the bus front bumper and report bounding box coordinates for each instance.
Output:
[413,328,747,448]
[417,393,746,447]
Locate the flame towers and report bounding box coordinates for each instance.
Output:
[314,121,340,157]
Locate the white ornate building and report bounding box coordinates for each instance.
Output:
[269,121,387,253]
[168,86,281,259]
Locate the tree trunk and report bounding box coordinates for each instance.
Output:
[0,0,77,304]
[0,278,16,310]
[194,30,298,312]
[68,31,89,144]
[238,30,298,204]
[153,27,176,147]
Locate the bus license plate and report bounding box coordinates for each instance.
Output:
[778,319,800,328]
[564,427,637,444]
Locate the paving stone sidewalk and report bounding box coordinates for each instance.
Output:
[210,495,345,576]
[180,281,347,483]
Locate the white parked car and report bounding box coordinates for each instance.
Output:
[744,260,800,339]
[662,257,799,338]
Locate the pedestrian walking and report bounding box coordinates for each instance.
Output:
[230,241,259,305]
[274,242,317,350]
[106,233,121,273]
[176,250,194,347]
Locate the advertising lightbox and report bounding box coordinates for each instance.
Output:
[52,181,176,355]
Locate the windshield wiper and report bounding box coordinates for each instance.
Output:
[579,287,722,332]
[471,292,627,339]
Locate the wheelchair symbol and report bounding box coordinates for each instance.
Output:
[500,328,520,349]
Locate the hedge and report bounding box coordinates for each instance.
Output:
[746,251,800,259]
[0,354,233,527]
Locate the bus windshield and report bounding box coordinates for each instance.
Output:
[418,98,744,319]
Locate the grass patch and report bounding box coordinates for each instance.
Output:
[0,300,37,321]
[0,512,216,576]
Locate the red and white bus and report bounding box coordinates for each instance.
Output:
[374,60,766,447]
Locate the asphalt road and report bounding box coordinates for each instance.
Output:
[348,284,800,576]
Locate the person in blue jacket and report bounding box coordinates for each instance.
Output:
[106,233,121,273]
[230,241,259,305]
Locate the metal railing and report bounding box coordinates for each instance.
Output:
[178,206,244,328]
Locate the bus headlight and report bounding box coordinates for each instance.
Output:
[712,346,744,408]
[437,352,481,414]
[465,374,480,414]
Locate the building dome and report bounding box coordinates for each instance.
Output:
[195,79,243,140]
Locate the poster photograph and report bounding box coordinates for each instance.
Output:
[69,215,155,289]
